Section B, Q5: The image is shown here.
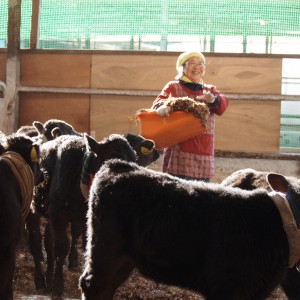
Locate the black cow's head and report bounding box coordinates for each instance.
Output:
[2,133,43,185]
[16,125,39,138]
[83,133,137,177]
[33,119,81,142]
[124,133,159,167]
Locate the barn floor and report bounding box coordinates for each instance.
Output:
[13,245,288,300]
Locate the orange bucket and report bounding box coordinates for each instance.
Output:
[136,111,208,149]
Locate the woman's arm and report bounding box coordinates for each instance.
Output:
[203,85,229,116]
[152,81,177,109]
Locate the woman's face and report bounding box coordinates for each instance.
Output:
[183,56,205,83]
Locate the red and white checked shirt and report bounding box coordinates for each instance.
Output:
[153,80,229,180]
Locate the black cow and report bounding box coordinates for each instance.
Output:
[32,132,158,298]
[15,119,80,143]
[21,119,159,169]
[80,159,300,300]
[14,120,80,293]
[123,132,159,167]
[20,120,159,292]
[33,119,81,142]
[0,134,42,300]
[21,119,159,168]
[16,125,41,139]
[13,120,80,292]
[221,168,300,300]
[221,168,300,192]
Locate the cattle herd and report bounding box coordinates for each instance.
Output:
[1,119,300,300]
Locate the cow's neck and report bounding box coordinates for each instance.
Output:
[269,191,300,268]
[0,151,34,219]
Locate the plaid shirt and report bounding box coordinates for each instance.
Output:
[154,81,229,180]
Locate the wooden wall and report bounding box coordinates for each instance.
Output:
[19,93,90,134]
[1,50,284,153]
[215,100,281,152]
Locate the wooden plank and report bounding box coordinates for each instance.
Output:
[204,57,282,94]
[91,53,282,94]
[215,100,281,153]
[20,53,91,87]
[90,95,154,140]
[91,54,176,91]
[18,93,90,133]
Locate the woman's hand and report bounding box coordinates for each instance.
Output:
[197,90,215,103]
[156,105,171,116]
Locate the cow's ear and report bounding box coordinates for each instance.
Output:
[51,127,62,139]
[30,145,40,163]
[32,121,45,134]
[141,146,153,155]
[83,133,99,153]
[140,139,155,155]
[267,173,289,193]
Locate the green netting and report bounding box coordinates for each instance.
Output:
[0,0,32,47]
[38,0,300,36]
[280,115,300,149]
[37,0,300,51]
[0,0,300,51]
[0,1,8,47]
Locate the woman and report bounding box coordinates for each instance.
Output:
[152,51,229,181]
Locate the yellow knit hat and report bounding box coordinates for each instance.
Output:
[176,51,206,71]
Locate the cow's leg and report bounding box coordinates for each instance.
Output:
[68,222,81,271]
[281,267,300,300]
[69,205,88,272]
[44,220,54,291]
[26,210,46,290]
[51,215,70,299]
[81,221,87,251]
[0,283,13,300]
[0,254,14,300]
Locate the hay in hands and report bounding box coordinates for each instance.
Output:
[164,97,209,127]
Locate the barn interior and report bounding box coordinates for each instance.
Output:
[1,1,300,299]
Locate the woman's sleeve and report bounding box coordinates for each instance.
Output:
[152,82,176,109]
[208,86,229,116]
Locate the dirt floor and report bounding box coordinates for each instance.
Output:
[13,240,288,300]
